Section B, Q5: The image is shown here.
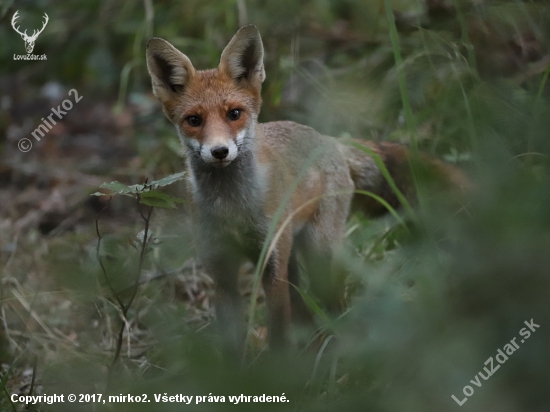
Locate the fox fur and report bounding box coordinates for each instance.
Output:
[145,25,465,350]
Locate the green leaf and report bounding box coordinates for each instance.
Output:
[100,181,135,194]
[127,184,149,193]
[98,182,151,196]
[97,173,186,198]
[139,190,185,209]
[149,172,187,188]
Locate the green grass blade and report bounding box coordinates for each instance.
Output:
[354,190,409,231]
[289,282,331,326]
[384,0,417,156]
[311,334,335,384]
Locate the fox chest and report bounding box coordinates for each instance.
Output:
[188,159,270,248]
[189,162,268,218]
[197,195,268,256]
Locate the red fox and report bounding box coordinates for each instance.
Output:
[146,25,464,350]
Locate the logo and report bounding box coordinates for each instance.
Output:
[11,10,48,61]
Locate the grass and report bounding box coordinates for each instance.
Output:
[1,0,550,411]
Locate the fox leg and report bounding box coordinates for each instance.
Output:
[297,192,352,314]
[262,228,292,349]
[298,234,343,313]
[197,227,244,353]
[288,247,314,326]
[210,254,244,352]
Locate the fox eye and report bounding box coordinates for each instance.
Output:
[186,115,202,127]
[227,109,242,121]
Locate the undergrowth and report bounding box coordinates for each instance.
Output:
[1,0,550,411]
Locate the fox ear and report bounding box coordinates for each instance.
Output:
[146,38,195,103]
[219,25,265,86]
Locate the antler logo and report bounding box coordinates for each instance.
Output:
[11,11,49,54]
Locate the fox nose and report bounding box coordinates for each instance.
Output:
[211,146,229,160]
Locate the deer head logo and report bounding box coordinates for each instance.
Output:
[11,11,49,54]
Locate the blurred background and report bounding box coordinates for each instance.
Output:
[1,0,550,410]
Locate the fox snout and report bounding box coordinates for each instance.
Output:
[199,138,239,167]
[211,146,229,160]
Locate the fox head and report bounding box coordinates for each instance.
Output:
[146,25,265,168]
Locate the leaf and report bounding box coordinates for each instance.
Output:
[97,172,186,198]
[99,181,135,194]
[99,181,150,196]
[149,172,187,188]
[127,184,149,193]
[139,190,185,209]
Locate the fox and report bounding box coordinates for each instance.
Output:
[145,25,465,350]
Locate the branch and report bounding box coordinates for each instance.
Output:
[111,196,153,367]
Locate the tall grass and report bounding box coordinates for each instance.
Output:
[1,0,550,411]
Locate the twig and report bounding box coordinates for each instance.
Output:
[127,197,153,312]
[111,196,153,367]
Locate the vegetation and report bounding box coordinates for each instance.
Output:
[1,0,549,411]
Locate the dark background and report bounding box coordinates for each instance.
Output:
[1,0,550,411]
